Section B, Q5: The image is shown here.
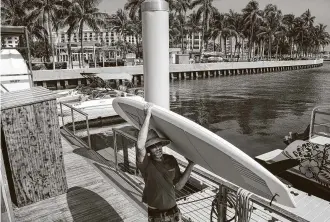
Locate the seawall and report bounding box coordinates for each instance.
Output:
[33,59,324,89]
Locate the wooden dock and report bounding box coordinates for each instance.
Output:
[12,131,147,222]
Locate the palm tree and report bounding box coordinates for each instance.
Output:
[186,11,201,51]
[313,24,330,55]
[209,11,225,52]
[242,0,263,60]
[124,0,144,20]
[109,9,131,59]
[300,9,315,56]
[172,0,190,53]
[226,10,244,59]
[127,13,142,58]
[1,0,49,59]
[25,0,70,69]
[283,14,296,58]
[1,0,26,25]
[172,13,188,52]
[258,4,283,60]
[191,0,217,57]
[63,0,108,68]
[169,12,181,48]
[113,39,126,59]
[172,0,190,16]
[207,11,222,52]
[292,17,305,57]
[318,25,330,53]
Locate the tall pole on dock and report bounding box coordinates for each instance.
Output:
[142,0,169,110]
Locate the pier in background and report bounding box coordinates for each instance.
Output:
[32,59,324,89]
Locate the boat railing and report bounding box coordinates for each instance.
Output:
[59,102,91,149]
[310,106,330,139]
[112,127,307,222]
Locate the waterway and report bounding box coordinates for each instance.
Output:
[169,62,330,157]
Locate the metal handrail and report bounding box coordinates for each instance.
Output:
[60,102,91,149]
[112,127,307,222]
[59,102,88,116]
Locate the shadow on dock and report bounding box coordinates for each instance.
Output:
[67,186,122,222]
[93,163,147,212]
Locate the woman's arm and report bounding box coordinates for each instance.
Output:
[175,160,195,190]
[136,103,153,163]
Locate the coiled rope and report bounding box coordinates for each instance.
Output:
[236,188,253,222]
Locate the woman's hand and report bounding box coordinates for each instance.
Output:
[186,158,196,166]
[144,103,154,116]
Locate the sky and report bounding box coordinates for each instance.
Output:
[99,0,330,50]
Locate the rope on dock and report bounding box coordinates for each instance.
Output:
[236,188,253,222]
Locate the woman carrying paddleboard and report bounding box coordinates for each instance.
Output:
[136,103,196,222]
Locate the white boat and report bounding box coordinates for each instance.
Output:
[255,106,330,201]
[0,49,31,92]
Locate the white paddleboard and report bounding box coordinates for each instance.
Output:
[112,97,296,208]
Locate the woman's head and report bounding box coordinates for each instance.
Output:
[145,129,170,161]
[147,143,163,160]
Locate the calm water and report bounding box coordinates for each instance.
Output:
[169,62,330,157]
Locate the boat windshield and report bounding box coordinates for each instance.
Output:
[310,106,330,142]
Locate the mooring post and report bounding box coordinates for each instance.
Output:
[142,0,169,110]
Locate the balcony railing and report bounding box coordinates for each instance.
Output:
[112,127,307,222]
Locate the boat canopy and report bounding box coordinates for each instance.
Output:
[0,49,29,75]
[0,49,30,92]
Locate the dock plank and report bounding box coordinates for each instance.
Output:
[13,136,147,222]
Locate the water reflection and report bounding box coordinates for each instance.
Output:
[170,62,330,157]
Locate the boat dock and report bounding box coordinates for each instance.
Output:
[32,59,324,90]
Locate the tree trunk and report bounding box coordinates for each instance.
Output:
[123,34,127,59]
[192,33,194,51]
[237,39,241,62]
[181,25,184,53]
[136,34,140,58]
[301,33,304,57]
[47,12,55,70]
[263,41,266,59]
[219,34,222,52]
[199,11,206,61]
[80,23,83,68]
[241,38,244,60]
[233,37,238,58]
[224,36,227,58]
[296,44,299,58]
[67,41,71,69]
[268,35,272,60]
[290,37,293,58]
[213,38,216,52]
[249,20,254,60]
[275,43,279,60]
